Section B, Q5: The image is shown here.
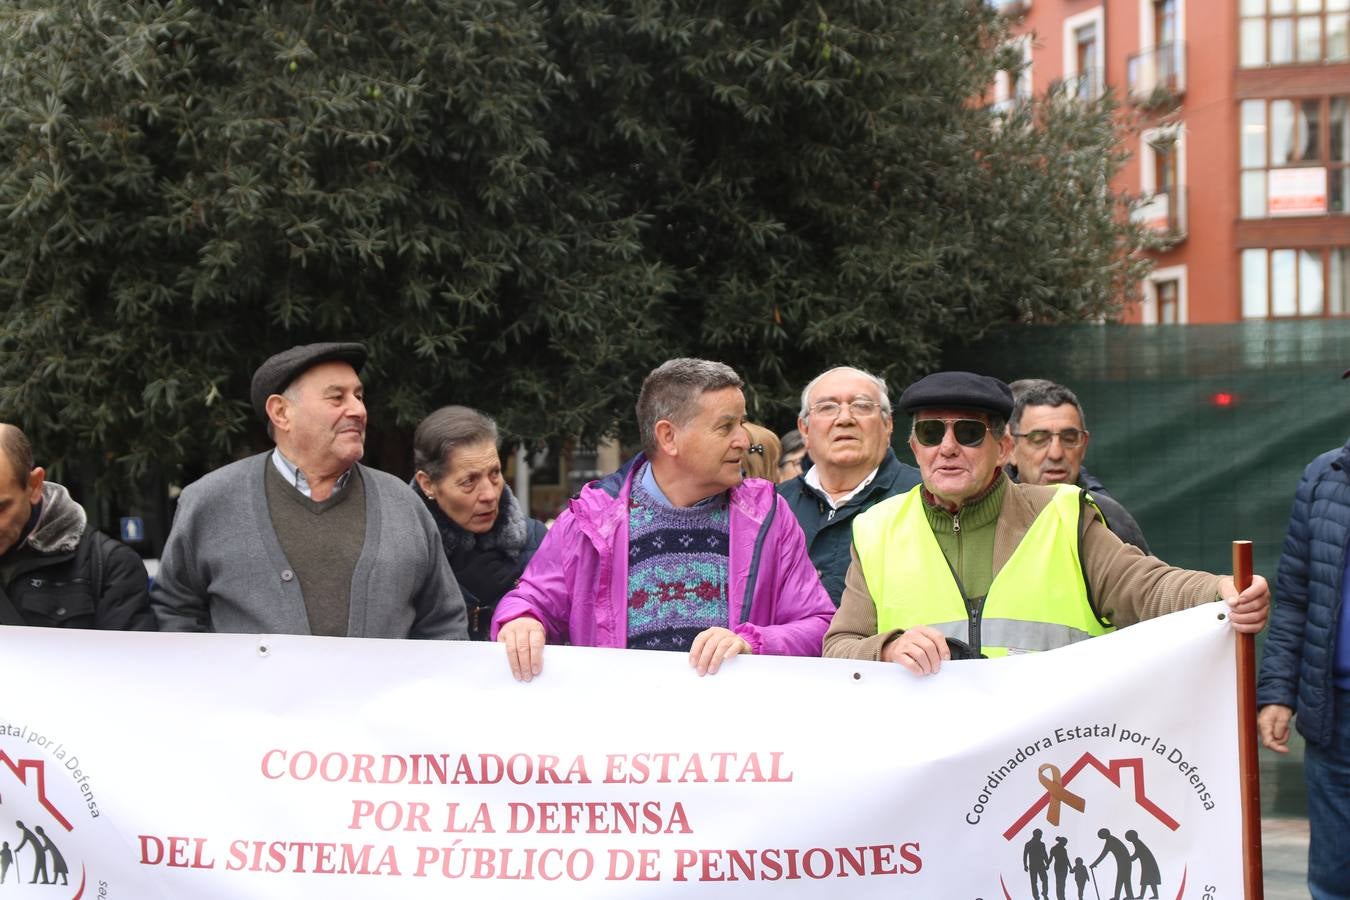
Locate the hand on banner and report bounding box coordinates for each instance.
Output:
[689,627,752,676]
[880,626,950,675]
[498,616,546,682]
[1218,574,1270,633]
[1256,704,1294,753]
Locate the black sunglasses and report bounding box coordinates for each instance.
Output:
[912,418,989,448]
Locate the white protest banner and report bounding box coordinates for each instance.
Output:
[0,603,1242,898]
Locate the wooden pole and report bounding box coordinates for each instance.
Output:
[1232,540,1264,900]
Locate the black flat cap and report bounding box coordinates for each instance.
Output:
[250,342,367,423]
[899,371,1014,420]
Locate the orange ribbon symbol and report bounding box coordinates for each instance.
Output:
[1037,763,1086,826]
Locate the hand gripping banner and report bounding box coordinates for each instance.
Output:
[0,604,1244,898]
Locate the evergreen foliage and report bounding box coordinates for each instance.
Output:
[0,0,1148,484]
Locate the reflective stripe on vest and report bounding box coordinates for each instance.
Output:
[853,484,1113,657]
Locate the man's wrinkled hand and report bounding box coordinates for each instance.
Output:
[1257,704,1293,753]
[1219,574,1270,634]
[881,626,951,676]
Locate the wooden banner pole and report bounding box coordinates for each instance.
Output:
[1232,539,1264,900]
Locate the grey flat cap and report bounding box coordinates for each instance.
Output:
[250,342,367,423]
[899,371,1013,420]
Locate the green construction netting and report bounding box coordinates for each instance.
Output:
[938,320,1350,816]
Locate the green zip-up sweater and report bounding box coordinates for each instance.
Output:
[921,476,1005,602]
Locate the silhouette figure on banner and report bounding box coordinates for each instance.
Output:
[13,820,50,884]
[1071,856,1090,900]
[1024,828,1051,899]
[34,827,68,886]
[0,840,11,885]
[1047,835,1072,900]
[1124,830,1160,899]
[1089,828,1136,900]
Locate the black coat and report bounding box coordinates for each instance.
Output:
[777,449,922,605]
[0,483,154,631]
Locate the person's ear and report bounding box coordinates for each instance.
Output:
[26,466,45,505]
[995,431,1015,467]
[653,419,679,457]
[265,394,290,434]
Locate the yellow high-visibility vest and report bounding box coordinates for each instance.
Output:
[853,484,1112,657]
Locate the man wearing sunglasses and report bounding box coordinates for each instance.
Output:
[1006,379,1149,553]
[778,366,921,605]
[823,371,1270,673]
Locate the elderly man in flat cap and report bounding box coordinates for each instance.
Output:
[824,371,1270,672]
[151,342,467,639]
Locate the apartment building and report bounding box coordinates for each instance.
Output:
[993,0,1350,322]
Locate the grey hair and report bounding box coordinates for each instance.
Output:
[413,406,500,482]
[636,358,743,455]
[0,424,34,488]
[798,366,892,419]
[1009,380,1085,432]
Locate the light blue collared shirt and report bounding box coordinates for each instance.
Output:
[271,448,353,500]
[638,461,723,509]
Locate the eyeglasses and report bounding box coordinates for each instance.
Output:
[1013,428,1088,449]
[809,399,882,419]
[912,418,989,448]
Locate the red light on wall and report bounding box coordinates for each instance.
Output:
[1211,392,1235,407]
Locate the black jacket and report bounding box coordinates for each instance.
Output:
[0,482,154,630]
[777,449,922,605]
[414,480,547,639]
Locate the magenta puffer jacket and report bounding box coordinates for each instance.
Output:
[491,455,835,656]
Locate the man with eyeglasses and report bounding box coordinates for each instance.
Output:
[778,367,921,605]
[1007,379,1149,553]
[823,371,1270,672]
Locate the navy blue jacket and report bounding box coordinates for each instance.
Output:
[777,449,922,606]
[1256,438,1350,748]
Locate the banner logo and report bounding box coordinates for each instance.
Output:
[966,722,1226,900]
[0,723,107,898]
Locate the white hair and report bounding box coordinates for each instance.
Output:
[798,366,892,419]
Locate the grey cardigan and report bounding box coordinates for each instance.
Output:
[151,452,467,639]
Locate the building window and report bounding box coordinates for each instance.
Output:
[1240,0,1350,68]
[1135,126,1188,237]
[991,36,1033,115]
[1155,0,1179,45]
[1156,279,1180,322]
[1063,8,1105,99]
[1241,247,1350,317]
[1143,265,1188,323]
[1239,96,1349,218]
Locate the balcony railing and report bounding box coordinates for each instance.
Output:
[1131,186,1188,243]
[1126,42,1187,107]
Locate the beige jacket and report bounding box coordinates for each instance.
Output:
[822,482,1223,661]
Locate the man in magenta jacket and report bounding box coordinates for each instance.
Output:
[492,359,835,681]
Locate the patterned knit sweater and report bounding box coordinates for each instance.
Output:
[625,468,730,652]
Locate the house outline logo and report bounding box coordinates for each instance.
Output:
[995,751,1190,900]
[0,749,88,898]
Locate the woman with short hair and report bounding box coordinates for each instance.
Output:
[412,406,547,640]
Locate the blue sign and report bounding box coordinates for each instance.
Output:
[120,516,144,543]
